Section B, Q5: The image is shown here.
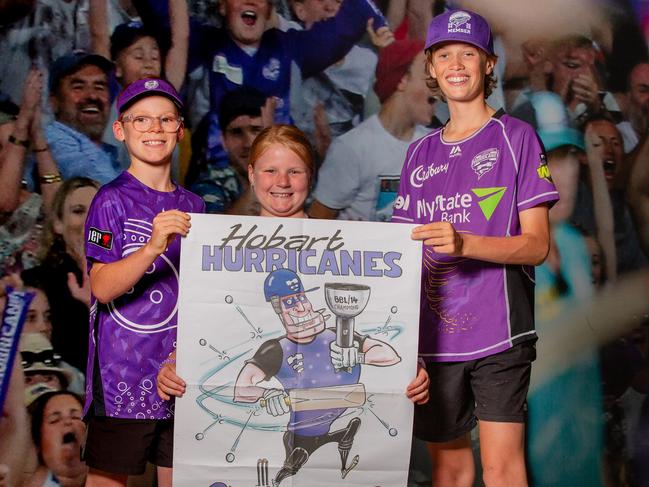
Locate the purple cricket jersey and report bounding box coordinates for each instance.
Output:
[392,111,558,362]
[84,171,205,419]
[250,328,363,437]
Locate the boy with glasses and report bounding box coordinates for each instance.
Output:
[82,78,204,487]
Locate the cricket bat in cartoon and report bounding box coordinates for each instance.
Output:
[260,383,366,411]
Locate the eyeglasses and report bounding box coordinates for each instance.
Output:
[21,350,62,369]
[120,114,183,133]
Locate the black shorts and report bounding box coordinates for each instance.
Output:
[414,341,536,443]
[83,416,174,475]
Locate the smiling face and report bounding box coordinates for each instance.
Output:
[428,42,495,104]
[115,36,162,86]
[114,96,184,167]
[51,64,110,143]
[40,394,86,477]
[220,0,271,47]
[248,143,310,218]
[278,292,325,340]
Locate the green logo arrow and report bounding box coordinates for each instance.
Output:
[471,187,507,221]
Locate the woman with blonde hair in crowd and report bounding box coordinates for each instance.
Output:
[23,178,99,371]
[0,68,61,278]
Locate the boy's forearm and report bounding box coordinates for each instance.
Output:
[90,244,160,303]
[461,232,550,266]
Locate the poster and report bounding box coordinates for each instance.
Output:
[173,215,422,487]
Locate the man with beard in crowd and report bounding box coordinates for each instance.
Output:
[46,51,121,185]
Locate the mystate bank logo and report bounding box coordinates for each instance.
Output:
[410,186,507,222]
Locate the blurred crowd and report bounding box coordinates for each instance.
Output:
[0,0,648,486]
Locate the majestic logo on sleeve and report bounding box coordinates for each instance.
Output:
[471,187,507,221]
[88,227,113,250]
[448,11,472,33]
[536,153,553,183]
[471,148,499,179]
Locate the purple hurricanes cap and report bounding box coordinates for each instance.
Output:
[425,9,494,55]
[116,78,183,115]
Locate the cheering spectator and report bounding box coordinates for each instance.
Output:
[20,333,83,396]
[28,391,87,487]
[23,178,99,371]
[92,0,189,170]
[572,116,647,275]
[289,0,393,145]
[139,0,391,202]
[309,40,434,221]
[0,69,61,277]
[189,87,269,214]
[0,356,32,487]
[46,51,120,185]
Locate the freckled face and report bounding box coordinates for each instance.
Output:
[248,143,310,218]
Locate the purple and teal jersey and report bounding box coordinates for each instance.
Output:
[249,328,364,437]
[392,111,558,362]
[83,172,204,418]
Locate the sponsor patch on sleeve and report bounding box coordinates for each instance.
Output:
[536,153,553,183]
[87,227,114,250]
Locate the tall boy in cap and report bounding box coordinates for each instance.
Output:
[391,10,559,486]
[309,39,435,221]
[82,78,204,487]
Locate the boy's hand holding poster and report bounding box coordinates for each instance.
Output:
[173,215,422,486]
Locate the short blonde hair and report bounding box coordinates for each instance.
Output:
[249,125,315,178]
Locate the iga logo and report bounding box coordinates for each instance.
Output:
[471,148,499,179]
[87,227,113,250]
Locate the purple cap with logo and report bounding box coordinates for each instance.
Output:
[116,78,183,115]
[425,9,494,55]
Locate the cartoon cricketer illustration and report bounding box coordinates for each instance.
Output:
[233,269,401,485]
